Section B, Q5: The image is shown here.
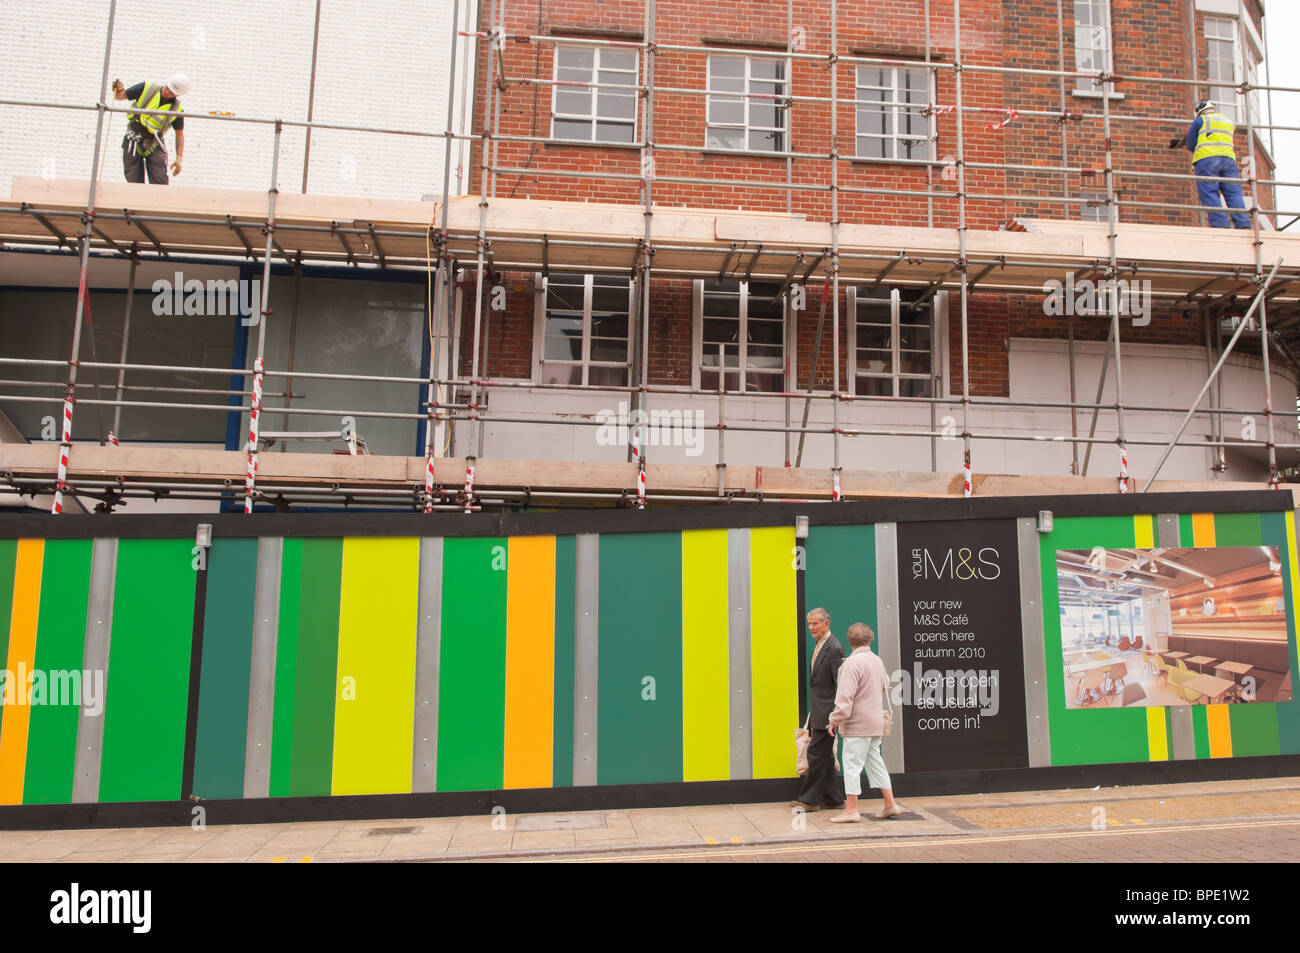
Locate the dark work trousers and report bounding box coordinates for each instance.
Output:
[795,728,845,806]
[123,135,169,184]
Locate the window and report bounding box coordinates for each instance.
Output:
[1080,191,1106,223]
[1205,16,1264,129]
[1073,0,1112,94]
[847,288,936,398]
[694,280,786,392]
[855,66,932,161]
[552,46,638,143]
[706,55,787,153]
[536,273,632,386]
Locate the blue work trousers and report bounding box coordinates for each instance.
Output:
[1194,155,1251,229]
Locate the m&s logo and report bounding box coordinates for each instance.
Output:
[911,547,1002,581]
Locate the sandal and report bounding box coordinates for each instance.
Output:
[829,813,862,823]
[874,805,903,819]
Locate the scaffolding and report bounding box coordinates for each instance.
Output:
[1,0,1300,512]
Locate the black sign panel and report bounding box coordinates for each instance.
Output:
[896,519,1029,772]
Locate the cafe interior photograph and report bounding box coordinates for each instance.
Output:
[1058,546,1294,709]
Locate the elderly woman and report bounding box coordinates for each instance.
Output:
[827,622,901,822]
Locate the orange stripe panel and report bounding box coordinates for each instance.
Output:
[1191,513,1216,548]
[0,540,44,804]
[503,536,556,789]
[1206,704,1233,758]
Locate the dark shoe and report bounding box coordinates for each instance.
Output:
[789,800,821,811]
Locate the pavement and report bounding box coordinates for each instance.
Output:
[2,775,1299,863]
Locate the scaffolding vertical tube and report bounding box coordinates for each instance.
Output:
[953,0,971,497]
[830,0,842,500]
[634,0,655,508]
[242,120,282,513]
[111,251,137,440]
[469,0,500,463]
[301,0,323,193]
[1100,58,1128,492]
[53,0,116,514]
[717,343,726,497]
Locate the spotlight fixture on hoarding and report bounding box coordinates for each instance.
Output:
[195,523,213,549]
[1037,510,1053,533]
[795,515,810,540]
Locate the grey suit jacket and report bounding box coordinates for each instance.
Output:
[808,636,845,730]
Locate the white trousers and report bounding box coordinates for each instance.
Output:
[841,736,890,796]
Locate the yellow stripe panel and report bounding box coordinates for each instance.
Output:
[0,539,43,805]
[503,535,556,789]
[681,530,730,782]
[1133,515,1154,549]
[1206,705,1233,757]
[1145,707,1168,762]
[332,537,418,796]
[749,526,798,780]
[1191,513,1216,547]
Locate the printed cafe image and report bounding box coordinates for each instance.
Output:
[1057,546,1294,709]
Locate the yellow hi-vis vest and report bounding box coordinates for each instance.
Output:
[131,83,182,147]
[1194,112,1236,163]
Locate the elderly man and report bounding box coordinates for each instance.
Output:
[827,622,901,822]
[112,73,190,184]
[790,606,845,812]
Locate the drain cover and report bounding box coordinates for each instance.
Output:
[363,826,418,837]
[515,814,607,832]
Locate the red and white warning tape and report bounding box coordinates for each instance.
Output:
[463,460,475,513]
[106,430,119,447]
[1118,444,1130,494]
[51,398,73,515]
[924,104,956,117]
[242,358,264,514]
[963,460,972,499]
[636,464,646,509]
[424,453,436,514]
[987,108,1020,131]
[832,469,842,503]
[630,420,645,508]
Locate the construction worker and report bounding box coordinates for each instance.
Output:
[1169,100,1250,229]
[112,73,189,184]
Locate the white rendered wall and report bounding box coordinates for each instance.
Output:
[0,0,477,202]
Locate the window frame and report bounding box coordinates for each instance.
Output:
[532,272,635,387]
[704,53,788,155]
[691,279,789,394]
[1203,15,1264,130]
[1073,0,1114,95]
[853,64,935,162]
[550,44,640,145]
[845,287,947,399]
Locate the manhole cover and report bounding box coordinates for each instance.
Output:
[363,826,418,837]
[515,814,607,832]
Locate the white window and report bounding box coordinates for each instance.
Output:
[1080,191,1106,223]
[855,66,933,161]
[1074,0,1112,93]
[846,288,937,398]
[1205,16,1264,130]
[706,55,787,153]
[552,46,638,143]
[693,280,786,392]
[535,273,633,386]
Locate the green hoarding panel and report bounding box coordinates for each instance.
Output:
[290,538,342,798]
[805,524,877,662]
[191,538,258,800]
[598,532,683,786]
[22,540,91,805]
[1213,512,1261,547]
[98,539,196,803]
[0,539,16,741]
[1263,512,1300,754]
[437,537,507,792]
[270,538,303,798]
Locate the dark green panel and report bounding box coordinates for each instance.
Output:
[804,524,877,662]
[290,538,342,798]
[552,535,576,789]
[437,537,507,791]
[22,540,92,805]
[270,538,303,798]
[191,538,258,800]
[1040,517,1149,767]
[597,532,683,786]
[1191,705,1210,759]
[1214,512,1261,547]
[98,539,197,803]
[1229,702,1279,757]
[0,539,18,740]
[1263,512,1300,753]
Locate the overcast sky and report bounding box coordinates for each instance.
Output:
[1265,3,1298,225]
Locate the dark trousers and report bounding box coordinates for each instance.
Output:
[795,728,844,806]
[123,135,169,184]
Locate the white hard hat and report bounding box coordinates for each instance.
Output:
[1195,99,1215,115]
[166,72,191,97]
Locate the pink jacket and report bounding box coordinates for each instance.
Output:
[828,647,889,737]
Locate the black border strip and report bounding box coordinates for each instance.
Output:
[3,754,1299,830]
[0,490,1286,540]
[179,551,210,800]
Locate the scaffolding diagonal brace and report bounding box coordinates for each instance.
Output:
[330,221,355,265]
[123,210,166,256]
[226,215,255,258]
[22,203,68,245]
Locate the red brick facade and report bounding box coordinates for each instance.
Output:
[463,0,1271,398]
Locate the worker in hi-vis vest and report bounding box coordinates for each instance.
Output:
[1168,100,1250,229]
[111,73,190,185]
